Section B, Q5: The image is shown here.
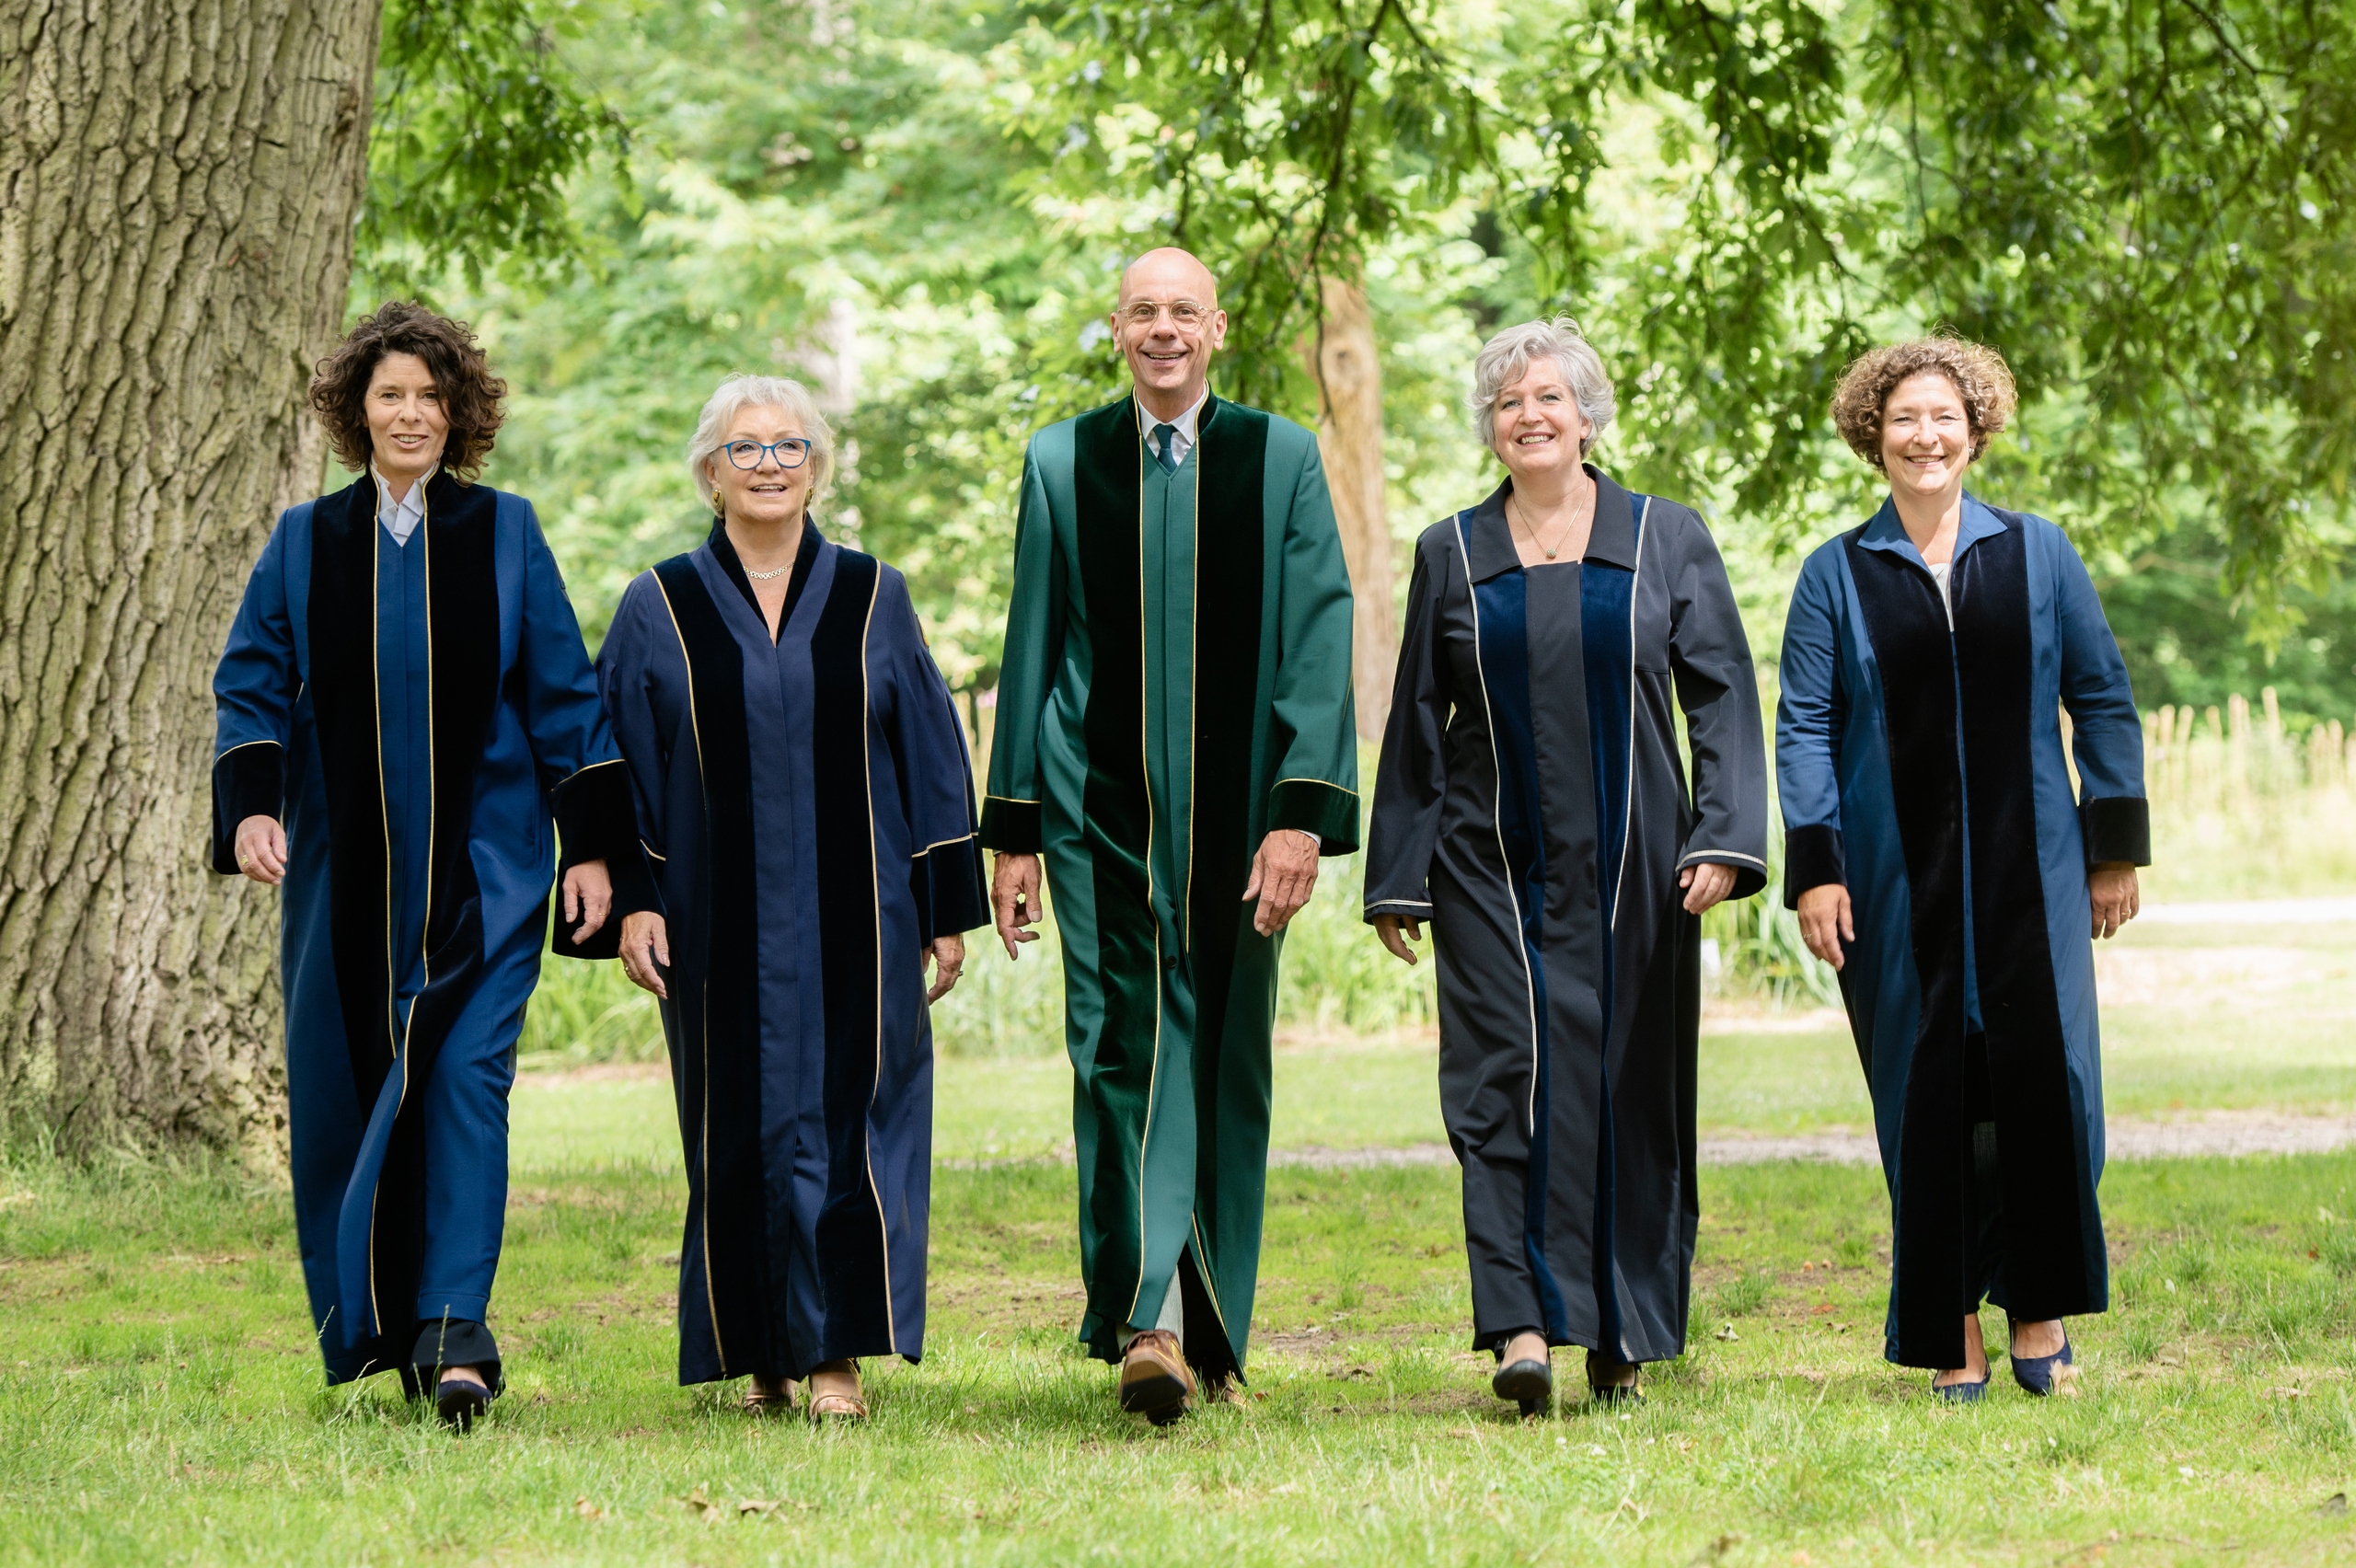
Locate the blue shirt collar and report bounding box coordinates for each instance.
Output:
[1855,490,2005,569]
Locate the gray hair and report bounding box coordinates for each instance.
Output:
[685,374,836,511]
[1468,317,1617,455]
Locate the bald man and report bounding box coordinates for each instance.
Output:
[981,248,1358,1422]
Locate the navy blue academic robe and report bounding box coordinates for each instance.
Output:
[597,521,987,1385]
[210,473,640,1389]
[1775,495,2149,1369]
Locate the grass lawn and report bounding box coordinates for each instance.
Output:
[3,1067,2353,1564]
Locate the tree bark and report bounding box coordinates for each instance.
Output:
[1299,278,1395,743]
[0,0,381,1161]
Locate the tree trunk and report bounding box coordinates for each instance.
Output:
[0,0,381,1161]
[1299,278,1395,743]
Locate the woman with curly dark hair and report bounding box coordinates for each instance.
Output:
[207,301,648,1429]
[1775,337,2148,1401]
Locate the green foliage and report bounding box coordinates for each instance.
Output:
[362,0,628,291]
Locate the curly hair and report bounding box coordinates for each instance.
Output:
[1829,337,2018,470]
[308,301,508,482]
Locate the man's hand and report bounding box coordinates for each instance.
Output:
[561,859,613,946]
[1373,913,1424,965]
[1795,883,1853,972]
[2090,862,2140,940]
[1680,861,1738,915]
[1242,830,1320,937]
[234,815,288,886]
[618,911,670,999]
[926,933,966,1003]
[992,852,1044,961]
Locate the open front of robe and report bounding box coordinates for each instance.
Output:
[598,521,987,1385]
[1775,495,2149,1370]
[1363,475,1767,1362]
[209,473,640,1389]
[980,393,1358,1379]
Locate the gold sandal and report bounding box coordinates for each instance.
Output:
[741,1376,793,1416]
[805,1360,866,1422]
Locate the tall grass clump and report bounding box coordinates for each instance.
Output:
[2140,687,2356,900]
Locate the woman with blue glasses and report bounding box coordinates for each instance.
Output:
[596,374,987,1422]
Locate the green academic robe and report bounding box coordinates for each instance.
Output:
[981,392,1358,1378]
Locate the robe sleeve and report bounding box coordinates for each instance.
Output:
[1774,546,1850,908]
[878,569,988,943]
[1264,432,1361,852]
[1665,510,1770,901]
[208,512,301,873]
[2049,525,2150,866]
[594,574,672,882]
[514,502,656,958]
[1362,532,1446,921]
[978,439,1062,855]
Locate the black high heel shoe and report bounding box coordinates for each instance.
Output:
[436,1367,492,1431]
[1491,1338,1553,1417]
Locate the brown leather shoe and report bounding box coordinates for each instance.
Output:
[1117,1329,1195,1424]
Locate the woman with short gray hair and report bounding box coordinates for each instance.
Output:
[597,373,987,1422]
[1364,317,1768,1415]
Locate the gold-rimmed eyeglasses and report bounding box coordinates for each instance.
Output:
[1118,299,1210,331]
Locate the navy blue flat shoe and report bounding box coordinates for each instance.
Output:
[1932,1373,1988,1404]
[2009,1335,2074,1397]
[436,1370,492,1431]
[1492,1357,1552,1417]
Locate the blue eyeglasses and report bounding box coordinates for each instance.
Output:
[725,437,813,469]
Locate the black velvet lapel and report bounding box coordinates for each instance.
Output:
[709,517,824,643]
[809,549,893,1354]
[305,470,501,1362]
[1842,525,1971,1369]
[651,550,770,1377]
[1183,393,1267,1382]
[1070,395,1158,1334]
[1951,513,2100,1320]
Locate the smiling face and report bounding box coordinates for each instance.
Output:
[364,352,450,490]
[1488,357,1594,484]
[1113,248,1228,416]
[1878,371,1975,500]
[707,405,814,530]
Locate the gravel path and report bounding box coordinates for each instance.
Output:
[1265,1114,2356,1170]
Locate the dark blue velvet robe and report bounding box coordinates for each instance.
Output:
[1775,495,2150,1369]
[209,473,640,1389]
[596,521,987,1385]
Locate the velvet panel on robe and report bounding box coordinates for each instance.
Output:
[979,393,1359,1378]
[208,472,641,1388]
[1363,475,1768,1362]
[1774,495,2149,1370]
[598,521,987,1385]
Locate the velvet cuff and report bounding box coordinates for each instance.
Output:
[1782,823,1846,910]
[913,836,990,943]
[978,796,1042,855]
[208,743,284,874]
[1267,779,1360,855]
[2079,795,2151,868]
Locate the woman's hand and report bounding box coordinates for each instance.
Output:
[2090,862,2140,940]
[1795,883,1853,972]
[992,853,1043,961]
[1680,861,1738,915]
[1373,913,1424,966]
[618,911,670,999]
[926,933,966,1003]
[562,859,613,945]
[234,815,288,886]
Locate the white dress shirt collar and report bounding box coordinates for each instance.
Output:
[372,464,434,547]
[1142,388,1209,470]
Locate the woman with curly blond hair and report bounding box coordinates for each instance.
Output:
[208,301,647,1428]
[1775,337,2148,1401]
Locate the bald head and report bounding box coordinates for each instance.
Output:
[1111,248,1229,421]
[1118,248,1219,311]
